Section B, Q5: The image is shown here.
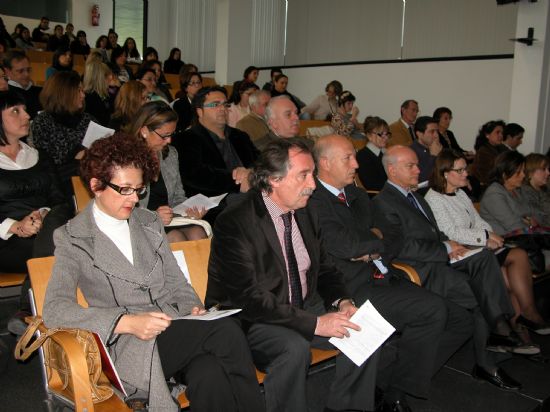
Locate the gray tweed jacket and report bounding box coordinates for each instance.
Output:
[43,202,201,411]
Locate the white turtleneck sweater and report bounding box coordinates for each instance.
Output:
[92,202,134,264]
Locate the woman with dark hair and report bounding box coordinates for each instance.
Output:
[164,47,184,74]
[302,80,342,120]
[43,133,264,412]
[70,30,90,56]
[129,101,208,241]
[136,67,167,104]
[356,116,390,191]
[109,47,134,84]
[426,149,549,337]
[143,46,159,62]
[330,90,363,139]
[520,153,550,226]
[122,37,141,62]
[172,71,202,132]
[45,46,73,80]
[94,35,109,62]
[502,123,525,151]
[269,73,305,111]
[109,80,148,132]
[432,107,472,159]
[140,59,171,102]
[227,81,258,127]
[32,71,94,197]
[471,120,507,187]
[14,26,35,51]
[106,30,120,51]
[64,23,76,44]
[47,24,69,51]
[83,61,119,126]
[0,90,72,335]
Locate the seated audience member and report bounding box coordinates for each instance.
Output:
[64,23,76,44]
[433,106,473,160]
[520,153,550,227]
[83,61,118,127]
[32,71,94,199]
[0,90,72,336]
[269,73,305,111]
[480,151,550,272]
[106,29,120,51]
[163,47,184,74]
[143,46,159,62]
[32,16,50,43]
[356,116,390,191]
[207,138,379,412]
[122,37,141,62]
[43,134,264,412]
[470,120,507,187]
[228,81,258,127]
[70,30,91,56]
[174,86,258,221]
[109,47,134,84]
[11,23,25,41]
[172,71,202,133]
[426,149,549,337]
[301,80,342,121]
[0,18,15,49]
[0,65,9,91]
[141,59,172,102]
[109,80,147,133]
[330,90,363,140]
[235,89,270,142]
[4,51,42,118]
[47,24,69,52]
[94,35,109,62]
[231,65,259,103]
[410,116,442,184]
[388,99,419,147]
[175,63,199,99]
[374,145,531,391]
[45,46,73,80]
[130,101,207,241]
[308,135,472,410]
[254,95,300,150]
[14,26,35,51]
[137,67,167,104]
[502,123,525,152]
[262,67,282,91]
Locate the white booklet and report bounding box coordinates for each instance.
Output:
[173,308,242,321]
[82,121,115,148]
[329,300,396,367]
[172,193,228,216]
[449,247,484,265]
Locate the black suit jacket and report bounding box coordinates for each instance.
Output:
[307,182,393,295]
[206,189,350,341]
[174,123,259,197]
[373,182,450,283]
[356,146,387,191]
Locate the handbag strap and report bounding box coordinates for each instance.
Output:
[14,316,59,361]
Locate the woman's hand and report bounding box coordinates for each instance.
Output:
[9,210,42,237]
[185,206,207,219]
[488,232,504,247]
[156,205,173,225]
[115,312,172,340]
[486,238,501,250]
[190,306,207,316]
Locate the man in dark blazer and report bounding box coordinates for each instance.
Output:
[373,145,528,391]
[308,135,472,410]
[207,138,378,412]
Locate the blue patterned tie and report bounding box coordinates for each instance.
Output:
[281,212,303,308]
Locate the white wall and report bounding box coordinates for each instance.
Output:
[257,58,514,152]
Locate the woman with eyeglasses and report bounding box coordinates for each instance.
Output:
[426,149,549,338]
[42,133,265,412]
[172,71,202,132]
[136,67,168,104]
[356,116,390,191]
[130,101,208,241]
[140,60,172,103]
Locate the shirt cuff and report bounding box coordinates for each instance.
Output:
[0,218,16,240]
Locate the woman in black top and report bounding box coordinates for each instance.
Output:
[163,47,184,74]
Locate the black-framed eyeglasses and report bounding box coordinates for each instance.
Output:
[373,132,391,138]
[450,167,467,175]
[202,101,231,109]
[153,129,177,140]
[104,181,147,196]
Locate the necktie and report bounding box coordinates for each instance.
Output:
[408,126,415,141]
[337,191,347,204]
[281,212,303,307]
[407,192,429,220]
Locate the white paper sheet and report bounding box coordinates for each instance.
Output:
[172,193,227,215]
[172,250,191,284]
[329,300,396,367]
[173,309,242,321]
[81,121,115,148]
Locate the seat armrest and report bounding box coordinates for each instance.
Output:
[392,262,422,286]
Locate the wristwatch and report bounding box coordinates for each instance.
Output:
[332,297,356,311]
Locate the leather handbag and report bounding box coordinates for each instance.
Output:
[14,316,114,403]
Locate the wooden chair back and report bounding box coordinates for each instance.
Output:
[164,73,180,96]
[30,62,48,86]
[0,272,26,288]
[71,176,92,214]
[202,77,216,87]
[27,49,54,64]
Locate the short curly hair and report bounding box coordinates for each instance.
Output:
[80,132,159,193]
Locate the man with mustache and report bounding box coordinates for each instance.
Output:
[207,138,379,412]
[254,95,301,151]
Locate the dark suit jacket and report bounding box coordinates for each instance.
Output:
[373,182,450,283]
[174,123,259,197]
[307,182,392,296]
[172,96,193,133]
[356,146,387,191]
[206,189,350,341]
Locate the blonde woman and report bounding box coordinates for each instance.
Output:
[83,61,119,126]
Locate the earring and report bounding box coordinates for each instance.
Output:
[444,174,448,179]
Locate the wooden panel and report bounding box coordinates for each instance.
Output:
[71,176,92,214]
[0,272,26,287]
[26,49,54,64]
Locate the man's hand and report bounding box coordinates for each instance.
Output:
[338,300,357,318]
[448,240,469,260]
[370,227,383,239]
[314,312,360,338]
[429,139,443,156]
[351,253,380,262]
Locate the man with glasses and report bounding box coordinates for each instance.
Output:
[236,89,271,142]
[174,86,258,222]
[4,51,42,118]
[409,116,443,185]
